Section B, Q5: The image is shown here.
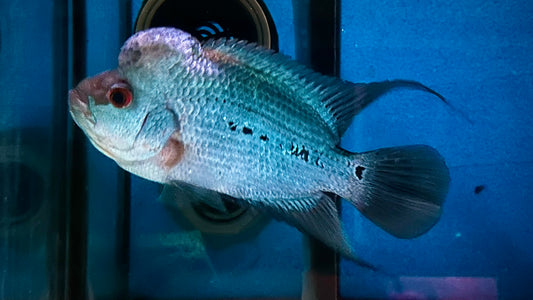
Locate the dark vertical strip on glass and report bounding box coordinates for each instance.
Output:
[115,168,131,299]
[115,1,132,298]
[309,0,340,76]
[67,0,88,299]
[293,0,311,67]
[49,1,69,299]
[293,0,341,298]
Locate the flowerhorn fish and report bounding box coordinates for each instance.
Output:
[69,27,450,268]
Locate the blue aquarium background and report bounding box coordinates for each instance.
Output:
[0,0,532,299]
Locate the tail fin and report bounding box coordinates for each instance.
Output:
[346,145,450,239]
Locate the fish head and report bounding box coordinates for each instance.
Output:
[68,28,220,180]
[68,69,180,171]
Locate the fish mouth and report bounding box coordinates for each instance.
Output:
[68,88,86,112]
[68,87,164,164]
[69,88,95,125]
[68,87,124,160]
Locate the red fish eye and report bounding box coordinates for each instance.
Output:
[106,84,133,108]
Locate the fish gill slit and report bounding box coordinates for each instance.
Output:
[132,113,150,144]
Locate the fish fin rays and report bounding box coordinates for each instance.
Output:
[159,183,229,214]
[160,185,377,270]
[324,80,449,137]
[346,145,450,239]
[201,39,448,141]
[254,194,377,271]
[202,38,349,141]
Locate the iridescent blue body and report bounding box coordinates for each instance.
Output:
[69,28,450,266]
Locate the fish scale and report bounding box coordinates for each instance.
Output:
[69,28,450,267]
[191,59,334,141]
[160,61,345,198]
[169,91,341,199]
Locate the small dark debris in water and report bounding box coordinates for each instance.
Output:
[355,166,366,180]
[242,127,253,135]
[474,185,485,194]
[260,135,269,141]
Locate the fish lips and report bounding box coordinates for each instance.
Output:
[69,87,95,125]
[68,87,120,160]
[68,88,172,164]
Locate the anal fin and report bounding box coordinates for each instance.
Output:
[255,194,377,271]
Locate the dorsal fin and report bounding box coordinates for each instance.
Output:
[201,38,355,142]
[201,38,448,142]
[324,80,449,136]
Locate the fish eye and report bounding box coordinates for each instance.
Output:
[106,83,133,108]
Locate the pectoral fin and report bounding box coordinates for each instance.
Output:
[159,183,229,214]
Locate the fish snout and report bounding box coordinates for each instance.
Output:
[68,88,90,116]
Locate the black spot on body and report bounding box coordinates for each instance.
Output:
[228,121,237,131]
[355,166,366,180]
[474,185,485,194]
[243,127,253,135]
[287,143,310,162]
[260,135,269,141]
[290,144,298,155]
[315,157,321,167]
[298,147,309,162]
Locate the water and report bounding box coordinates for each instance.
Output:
[339,1,533,298]
[1,0,532,299]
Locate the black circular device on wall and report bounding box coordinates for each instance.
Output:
[134,0,278,234]
[135,0,278,51]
